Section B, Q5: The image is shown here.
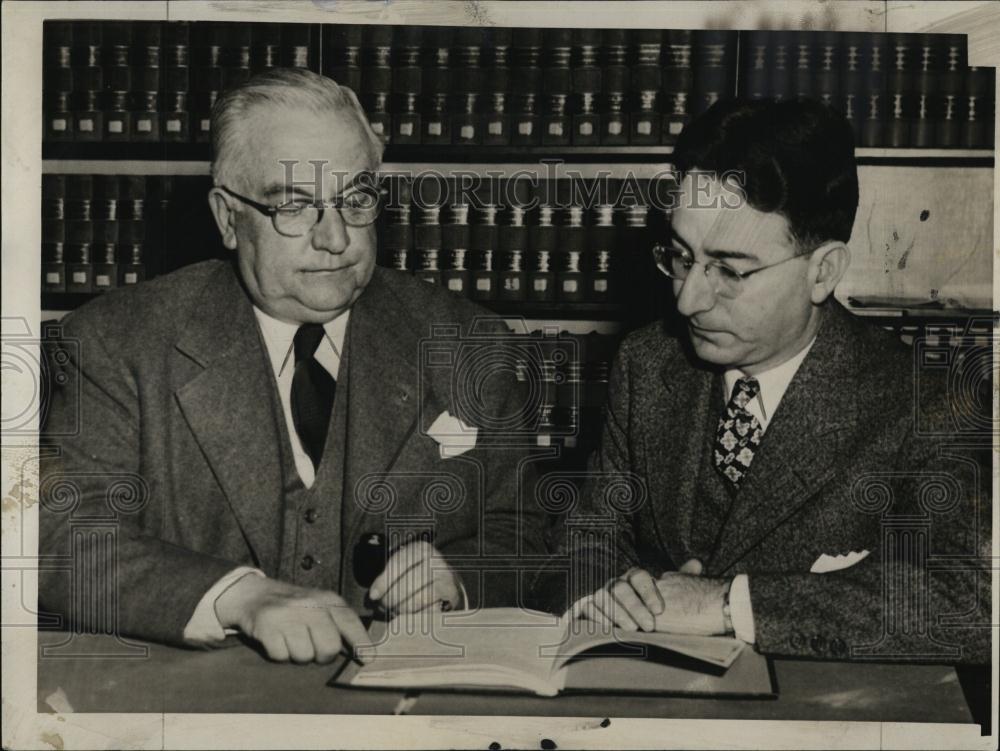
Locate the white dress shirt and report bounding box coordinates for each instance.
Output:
[722,337,817,644]
[182,308,347,646]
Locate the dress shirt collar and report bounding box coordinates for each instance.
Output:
[723,337,817,429]
[252,306,349,377]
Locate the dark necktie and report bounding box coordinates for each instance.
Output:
[714,376,763,489]
[291,323,336,468]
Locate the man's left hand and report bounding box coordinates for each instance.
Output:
[652,573,730,636]
[369,540,462,615]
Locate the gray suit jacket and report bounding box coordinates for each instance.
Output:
[530,303,991,663]
[40,260,548,646]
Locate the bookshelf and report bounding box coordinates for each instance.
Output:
[39,20,997,459]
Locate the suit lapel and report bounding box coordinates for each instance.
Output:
[710,305,862,574]
[639,333,718,568]
[173,263,284,573]
[342,269,424,546]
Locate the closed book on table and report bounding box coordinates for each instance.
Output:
[332,608,773,698]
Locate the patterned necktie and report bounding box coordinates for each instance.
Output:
[714,376,763,488]
[291,323,336,468]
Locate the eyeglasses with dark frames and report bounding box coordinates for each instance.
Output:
[219,179,386,237]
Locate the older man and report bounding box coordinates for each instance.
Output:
[530,98,991,663]
[40,68,546,663]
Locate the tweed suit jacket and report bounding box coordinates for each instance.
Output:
[530,302,991,663]
[39,260,548,646]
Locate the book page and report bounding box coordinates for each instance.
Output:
[352,608,567,693]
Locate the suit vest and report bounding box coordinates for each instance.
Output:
[262,341,359,607]
[688,377,739,574]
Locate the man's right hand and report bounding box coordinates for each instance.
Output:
[578,567,666,632]
[214,574,373,664]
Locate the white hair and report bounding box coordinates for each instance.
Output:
[210,67,384,190]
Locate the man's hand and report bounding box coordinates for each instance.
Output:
[368,540,462,615]
[652,573,729,636]
[578,567,666,631]
[214,574,372,664]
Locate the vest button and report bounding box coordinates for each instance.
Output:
[304,508,318,523]
[301,554,316,570]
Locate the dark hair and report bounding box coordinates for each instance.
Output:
[672,98,859,251]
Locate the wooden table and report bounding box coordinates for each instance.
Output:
[36,632,974,723]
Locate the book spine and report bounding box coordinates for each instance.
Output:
[42,174,67,293]
[911,34,939,148]
[511,28,542,146]
[588,186,617,302]
[322,23,362,92]
[497,177,532,300]
[361,25,393,142]
[936,34,967,148]
[422,26,453,144]
[630,29,662,145]
[886,33,915,148]
[557,180,587,302]
[442,201,471,296]
[813,31,840,109]
[73,22,104,141]
[44,22,75,141]
[602,29,630,145]
[528,183,557,302]
[963,66,996,148]
[571,28,602,146]
[740,31,770,101]
[392,25,422,145]
[251,22,281,71]
[65,175,93,292]
[693,30,736,115]
[541,28,573,146]
[282,24,311,69]
[661,30,693,142]
[380,176,413,275]
[860,33,887,147]
[91,175,120,292]
[119,176,147,285]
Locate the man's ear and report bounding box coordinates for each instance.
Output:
[807,241,850,304]
[208,187,238,251]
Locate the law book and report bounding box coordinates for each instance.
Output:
[601,29,630,145]
[886,33,915,148]
[333,608,770,698]
[936,34,967,148]
[44,22,74,141]
[963,65,995,149]
[661,29,693,142]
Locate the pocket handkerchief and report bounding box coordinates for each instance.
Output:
[810,549,871,574]
[427,411,479,458]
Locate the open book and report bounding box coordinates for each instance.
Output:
[332,608,773,698]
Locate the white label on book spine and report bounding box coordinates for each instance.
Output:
[670,121,683,134]
[124,272,138,284]
[428,122,442,136]
[108,120,124,133]
[399,122,413,136]
[79,119,94,132]
[488,122,502,135]
[518,122,532,135]
[548,122,563,136]
[637,120,652,135]
[137,119,152,132]
[476,278,491,291]
[166,119,181,132]
[447,279,463,292]
[52,119,67,132]
[562,280,578,293]
[371,122,384,134]
[72,271,87,283]
[200,119,211,131]
[593,279,608,292]
[533,279,548,291]
[608,122,622,135]
[95,275,111,287]
[579,122,593,136]
[460,125,474,140]
[45,272,60,284]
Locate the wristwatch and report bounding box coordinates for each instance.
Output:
[721,579,734,635]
